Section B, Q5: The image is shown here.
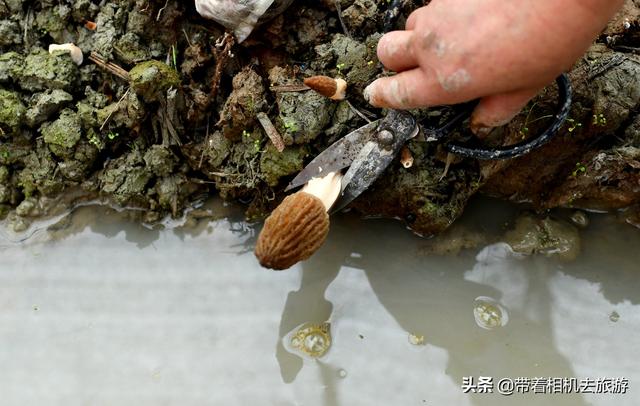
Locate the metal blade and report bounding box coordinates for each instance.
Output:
[285,120,379,191]
[330,110,418,213]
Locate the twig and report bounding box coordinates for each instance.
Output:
[346,100,372,123]
[89,52,130,81]
[211,32,235,99]
[334,0,351,38]
[156,0,170,21]
[270,84,311,92]
[257,112,285,152]
[198,116,210,169]
[100,88,131,131]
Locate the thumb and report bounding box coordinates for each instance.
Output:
[470,87,540,137]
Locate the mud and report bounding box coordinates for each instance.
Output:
[0,0,639,237]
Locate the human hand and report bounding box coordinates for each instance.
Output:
[364,0,624,134]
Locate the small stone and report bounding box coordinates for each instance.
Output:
[609,311,620,322]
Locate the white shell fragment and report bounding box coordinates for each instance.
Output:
[195,0,294,42]
[48,43,83,65]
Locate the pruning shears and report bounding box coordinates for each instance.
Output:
[286,74,572,213]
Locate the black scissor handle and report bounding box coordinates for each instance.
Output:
[444,74,572,160]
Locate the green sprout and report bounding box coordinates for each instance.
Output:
[572,162,587,177]
[87,132,103,149]
[566,118,582,133]
[243,129,261,153]
[107,131,119,140]
[283,119,299,133]
[336,63,346,73]
[592,113,607,127]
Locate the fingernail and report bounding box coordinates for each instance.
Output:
[363,82,375,105]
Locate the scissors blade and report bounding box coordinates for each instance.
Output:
[285,120,380,191]
[331,110,418,213]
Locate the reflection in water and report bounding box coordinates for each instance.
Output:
[1,198,639,406]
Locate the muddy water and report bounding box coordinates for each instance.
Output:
[1,199,639,406]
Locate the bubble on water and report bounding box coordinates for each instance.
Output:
[283,322,331,359]
[473,296,509,330]
[609,311,620,322]
[338,369,347,378]
[408,333,426,346]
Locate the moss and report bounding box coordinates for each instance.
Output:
[95,90,145,130]
[144,145,178,177]
[0,89,26,134]
[41,109,82,158]
[17,150,60,198]
[0,52,24,83]
[34,4,72,43]
[19,50,79,92]
[0,20,21,46]
[129,60,181,102]
[219,67,267,141]
[99,149,153,206]
[25,89,74,128]
[259,144,308,187]
[115,32,151,64]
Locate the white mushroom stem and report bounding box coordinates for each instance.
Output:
[301,171,343,211]
[330,78,347,101]
[48,43,84,65]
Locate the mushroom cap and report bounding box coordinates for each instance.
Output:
[255,192,329,270]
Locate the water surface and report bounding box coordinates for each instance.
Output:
[1,199,639,406]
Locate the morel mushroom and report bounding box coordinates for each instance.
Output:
[304,76,347,101]
[255,172,342,270]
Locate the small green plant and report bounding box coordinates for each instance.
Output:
[592,113,607,127]
[171,44,178,69]
[336,63,346,73]
[283,119,299,133]
[243,129,261,153]
[566,118,582,133]
[87,132,104,149]
[572,162,587,177]
[107,131,119,140]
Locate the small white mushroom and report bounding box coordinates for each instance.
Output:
[48,43,83,66]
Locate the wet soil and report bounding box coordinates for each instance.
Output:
[1,0,639,235]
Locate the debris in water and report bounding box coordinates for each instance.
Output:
[408,333,426,346]
[609,311,620,322]
[284,322,332,359]
[473,296,509,330]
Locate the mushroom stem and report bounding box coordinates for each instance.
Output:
[400,146,414,169]
[302,171,343,211]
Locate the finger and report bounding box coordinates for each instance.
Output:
[470,87,540,137]
[405,8,420,30]
[364,68,472,109]
[377,31,418,72]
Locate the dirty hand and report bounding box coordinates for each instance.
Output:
[364,0,624,134]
